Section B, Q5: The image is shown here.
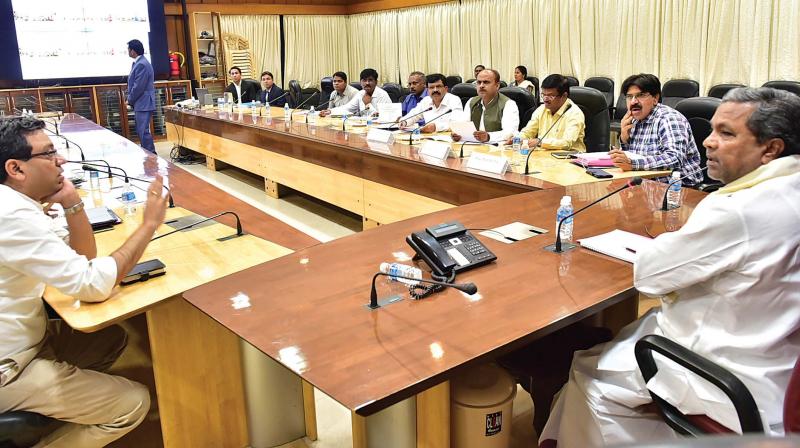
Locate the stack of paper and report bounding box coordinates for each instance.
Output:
[577,229,653,263]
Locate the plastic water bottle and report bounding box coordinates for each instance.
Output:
[515,146,530,171]
[667,171,682,209]
[88,169,100,191]
[121,183,136,216]
[251,101,258,117]
[412,127,421,142]
[342,114,348,131]
[308,106,316,125]
[366,113,373,127]
[379,262,422,286]
[284,103,291,121]
[512,134,521,152]
[264,103,271,117]
[556,195,574,243]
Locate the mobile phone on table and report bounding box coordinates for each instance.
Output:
[585,168,613,179]
[121,259,166,285]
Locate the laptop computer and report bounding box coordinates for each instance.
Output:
[196,88,210,106]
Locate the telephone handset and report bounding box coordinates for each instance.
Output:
[406,221,497,276]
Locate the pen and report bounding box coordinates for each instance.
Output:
[625,247,637,254]
[164,219,179,224]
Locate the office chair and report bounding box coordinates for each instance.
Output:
[451,83,477,107]
[585,76,615,117]
[635,334,800,437]
[349,82,362,91]
[382,83,402,103]
[569,86,610,152]
[675,97,723,191]
[288,80,302,108]
[0,412,60,448]
[319,77,334,108]
[707,83,745,99]
[525,76,540,102]
[662,79,700,109]
[761,80,800,96]
[499,86,537,125]
[519,106,535,131]
[565,76,580,87]
[445,75,462,89]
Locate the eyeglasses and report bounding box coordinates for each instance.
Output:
[20,149,62,161]
[541,93,562,100]
[625,92,652,101]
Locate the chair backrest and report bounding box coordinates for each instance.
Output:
[707,83,746,99]
[299,87,320,109]
[288,80,302,108]
[784,356,800,433]
[662,79,700,109]
[585,76,615,109]
[614,92,628,120]
[319,77,334,107]
[465,78,476,84]
[569,86,610,152]
[519,106,536,131]
[382,83,402,103]
[525,76,541,103]
[451,83,477,107]
[499,80,508,88]
[499,87,537,122]
[762,80,800,97]
[350,82,363,91]
[445,75,462,89]
[565,76,580,87]
[675,97,721,184]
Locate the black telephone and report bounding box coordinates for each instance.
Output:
[406,221,497,276]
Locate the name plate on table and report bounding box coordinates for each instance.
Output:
[419,141,451,161]
[366,128,395,144]
[466,152,509,175]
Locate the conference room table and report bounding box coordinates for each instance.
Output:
[40,114,319,448]
[165,106,668,229]
[184,175,706,448]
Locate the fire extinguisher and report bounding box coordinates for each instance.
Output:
[169,51,185,79]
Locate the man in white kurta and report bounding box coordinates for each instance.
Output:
[400,73,463,133]
[539,87,800,446]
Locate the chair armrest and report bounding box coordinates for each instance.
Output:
[634,334,764,435]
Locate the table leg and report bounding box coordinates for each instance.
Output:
[416,380,450,448]
[303,380,318,441]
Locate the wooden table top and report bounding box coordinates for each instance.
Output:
[183,178,706,416]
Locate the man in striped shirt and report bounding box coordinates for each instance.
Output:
[610,74,702,185]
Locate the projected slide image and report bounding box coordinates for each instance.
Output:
[12,0,152,79]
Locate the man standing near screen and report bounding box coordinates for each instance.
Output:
[126,39,156,153]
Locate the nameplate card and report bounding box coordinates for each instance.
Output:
[419,141,451,161]
[466,152,509,175]
[366,128,395,144]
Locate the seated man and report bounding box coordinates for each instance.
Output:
[611,73,702,185]
[224,66,261,104]
[471,65,485,84]
[401,71,428,116]
[517,74,586,151]
[0,117,170,446]
[400,73,463,133]
[539,87,800,446]
[452,68,519,143]
[328,71,358,109]
[259,70,286,107]
[319,68,391,117]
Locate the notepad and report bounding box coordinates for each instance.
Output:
[577,229,653,263]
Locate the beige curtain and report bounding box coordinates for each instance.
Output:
[284,15,350,87]
[396,2,463,81]
[348,11,400,84]
[219,15,282,85]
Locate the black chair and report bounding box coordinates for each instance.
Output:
[319,77,334,108]
[0,411,61,448]
[519,106,536,131]
[382,83,402,103]
[708,83,745,99]
[569,86,610,152]
[611,92,628,134]
[499,80,508,88]
[445,75,462,90]
[565,76,580,87]
[349,82,362,91]
[525,76,541,104]
[585,76,615,115]
[288,80,302,108]
[761,80,800,96]
[298,87,320,109]
[662,79,700,109]
[465,78,476,84]
[675,97,723,192]
[451,83,477,107]
[499,87,537,125]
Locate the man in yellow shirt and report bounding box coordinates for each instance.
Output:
[517,74,586,152]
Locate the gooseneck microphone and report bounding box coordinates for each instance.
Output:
[398,106,433,125]
[80,164,174,208]
[406,108,452,144]
[294,91,320,111]
[524,103,573,175]
[266,91,290,106]
[368,272,478,309]
[546,177,643,253]
[151,211,243,242]
[660,166,708,211]
[44,129,86,161]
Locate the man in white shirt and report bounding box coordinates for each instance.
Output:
[400,73,463,133]
[224,66,260,104]
[538,87,800,446]
[328,71,358,109]
[0,117,169,447]
[320,68,391,117]
[452,69,519,143]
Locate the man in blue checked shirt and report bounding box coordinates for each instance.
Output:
[610,74,702,185]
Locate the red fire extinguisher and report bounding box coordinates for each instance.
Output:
[169,51,185,79]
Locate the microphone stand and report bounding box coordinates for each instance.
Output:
[151,211,243,242]
[44,129,85,161]
[524,103,573,175]
[544,177,643,253]
[367,272,477,309]
[292,91,320,122]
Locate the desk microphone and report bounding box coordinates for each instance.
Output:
[80,164,175,208]
[458,140,499,158]
[368,271,477,309]
[660,166,708,211]
[546,176,643,253]
[151,211,243,242]
[75,160,126,181]
[398,106,433,125]
[294,91,320,111]
[524,103,573,175]
[405,108,452,144]
[44,129,85,161]
[266,91,290,106]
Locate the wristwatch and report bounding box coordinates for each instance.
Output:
[63,201,85,216]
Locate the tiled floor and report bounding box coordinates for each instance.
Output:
[109,142,541,447]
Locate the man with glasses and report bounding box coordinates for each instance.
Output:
[328,71,358,109]
[320,68,391,117]
[400,73,462,133]
[401,71,428,116]
[0,117,169,446]
[516,74,586,151]
[452,68,519,143]
[610,73,702,185]
[126,39,156,153]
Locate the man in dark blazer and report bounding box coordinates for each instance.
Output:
[258,71,286,106]
[126,39,156,153]
[224,66,261,104]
